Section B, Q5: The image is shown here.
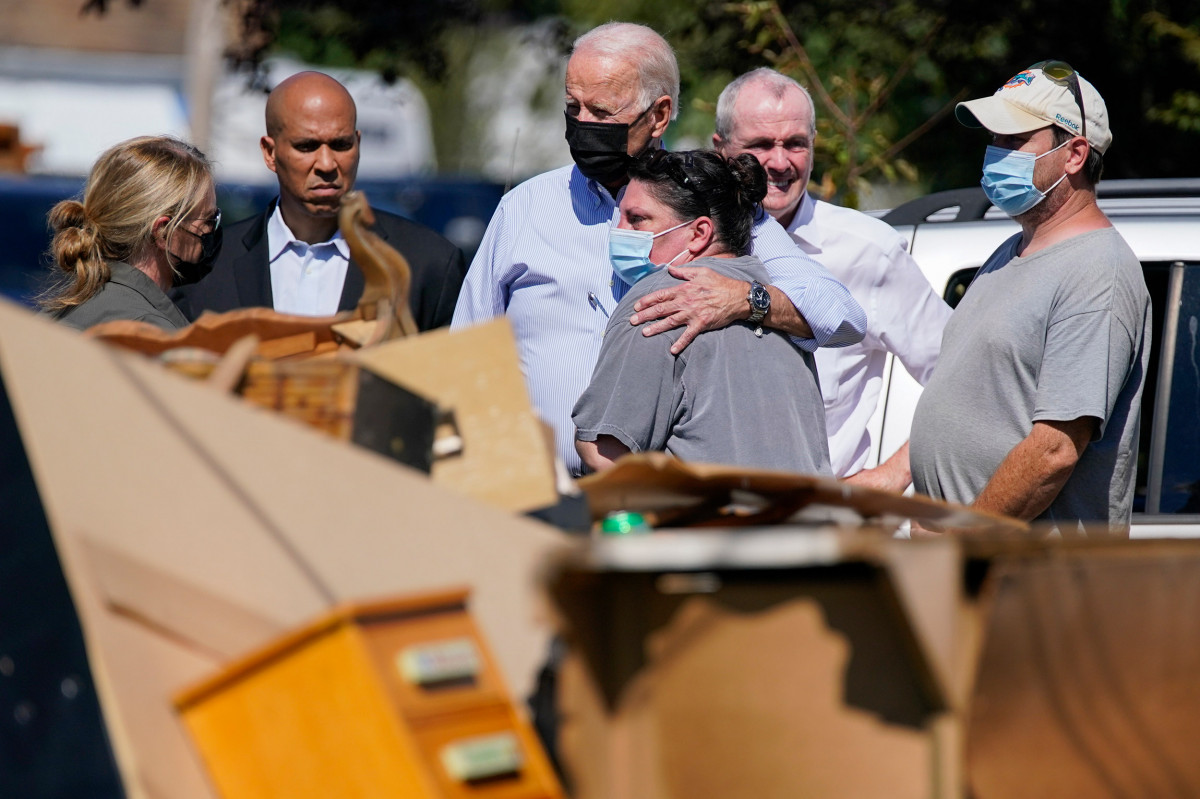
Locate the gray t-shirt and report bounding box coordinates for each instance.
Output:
[573,255,832,475]
[910,227,1152,534]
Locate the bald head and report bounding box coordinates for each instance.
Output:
[715,68,814,141]
[265,71,357,138]
[260,71,361,244]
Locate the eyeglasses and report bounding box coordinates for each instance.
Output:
[180,208,221,239]
[1030,60,1086,140]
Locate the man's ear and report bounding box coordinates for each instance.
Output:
[647,96,672,140]
[712,133,725,154]
[260,135,278,173]
[1065,136,1090,176]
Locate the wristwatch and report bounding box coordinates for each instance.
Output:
[747,281,770,324]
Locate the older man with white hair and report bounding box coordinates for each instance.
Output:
[713,68,951,491]
[453,23,864,476]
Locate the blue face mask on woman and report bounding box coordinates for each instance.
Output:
[980,139,1070,217]
[608,219,693,286]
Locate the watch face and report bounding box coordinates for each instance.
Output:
[750,283,770,311]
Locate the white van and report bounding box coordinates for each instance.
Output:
[870,179,1200,536]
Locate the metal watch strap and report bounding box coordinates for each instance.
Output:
[747,280,768,324]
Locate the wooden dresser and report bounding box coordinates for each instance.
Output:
[175,588,563,799]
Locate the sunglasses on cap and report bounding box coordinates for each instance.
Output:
[1030,59,1086,140]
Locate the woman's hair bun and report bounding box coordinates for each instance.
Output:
[726,153,769,208]
[48,199,89,232]
[48,200,100,274]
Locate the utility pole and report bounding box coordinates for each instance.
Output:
[184,0,226,152]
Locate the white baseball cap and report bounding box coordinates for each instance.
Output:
[956,63,1111,154]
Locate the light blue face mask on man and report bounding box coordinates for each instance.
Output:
[608,219,693,286]
[980,139,1069,216]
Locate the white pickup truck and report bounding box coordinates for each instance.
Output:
[868,179,1200,537]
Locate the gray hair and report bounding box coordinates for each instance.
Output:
[715,67,815,140]
[572,22,680,120]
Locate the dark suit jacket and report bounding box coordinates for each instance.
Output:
[173,201,466,331]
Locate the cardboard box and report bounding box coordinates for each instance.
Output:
[89,310,559,515]
[546,531,1200,799]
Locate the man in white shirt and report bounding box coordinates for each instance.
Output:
[714,68,952,491]
[175,71,465,328]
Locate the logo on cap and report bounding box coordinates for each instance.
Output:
[1055,113,1080,132]
[1004,71,1036,88]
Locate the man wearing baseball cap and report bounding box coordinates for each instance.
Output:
[909,62,1152,536]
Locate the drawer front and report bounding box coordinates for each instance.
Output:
[361,611,509,721]
[412,706,560,799]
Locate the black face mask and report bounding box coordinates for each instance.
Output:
[564,112,643,186]
[170,225,223,286]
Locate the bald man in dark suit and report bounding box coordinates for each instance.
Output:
[175,71,465,329]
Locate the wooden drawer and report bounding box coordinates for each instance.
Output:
[360,606,510,722]
[412,706,558,799]
[175,590,563,799]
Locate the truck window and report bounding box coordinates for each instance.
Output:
[944,268,979,309]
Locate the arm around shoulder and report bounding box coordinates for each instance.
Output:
[750,216,866,349]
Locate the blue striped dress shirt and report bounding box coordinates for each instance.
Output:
[452,164,865,476]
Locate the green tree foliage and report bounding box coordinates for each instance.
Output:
[724,0,961,206]
[1144,11,1200,133]
[754,1,1200,195]
[227,0,485,80]
[905,0,1200,188]
[177,0,1200,190]
[546,0,1200,196]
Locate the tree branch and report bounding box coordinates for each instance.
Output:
[854,16,945,127]
[851,87,969,181]
[767,0,853,129]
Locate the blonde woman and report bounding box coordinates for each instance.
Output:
[40,135,221,330]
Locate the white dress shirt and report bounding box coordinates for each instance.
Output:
[267,204,351,316]
[788,192,952,477]
[452,164,865,476]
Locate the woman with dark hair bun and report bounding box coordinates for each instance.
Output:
[40,135,221,331]
[572,148,832,475]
